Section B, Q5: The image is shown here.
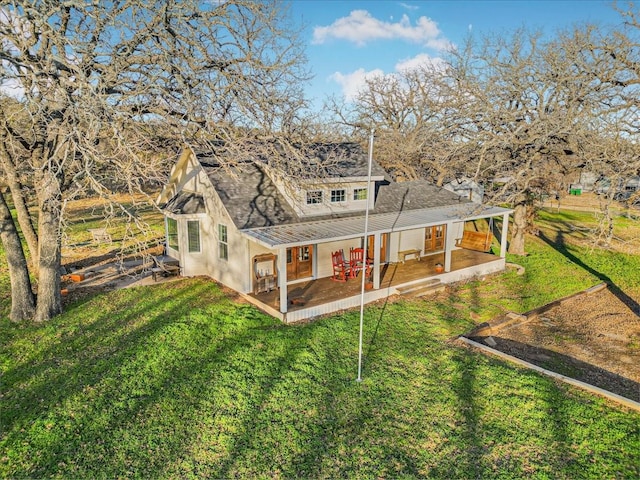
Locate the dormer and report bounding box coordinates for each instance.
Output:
[261,142,386,217]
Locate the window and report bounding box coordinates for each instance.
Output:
[306,190,323,205]
[187,220,200,253]
[218,224,228,260]
[353,188,368,201]
[330,189,346,203]
[167,217,179,251]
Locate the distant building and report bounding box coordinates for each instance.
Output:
[443,178,485,203]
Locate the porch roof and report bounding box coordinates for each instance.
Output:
[240,203,512,248]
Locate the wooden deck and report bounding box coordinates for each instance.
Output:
[247,249,501,321]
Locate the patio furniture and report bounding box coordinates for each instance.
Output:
[151,255,180,281]
[88,228,112,244]
[397,248,421,264]
[349,247,372,279]
[253,253,278,294]
[331,250,350,282]
[455,230,492,252]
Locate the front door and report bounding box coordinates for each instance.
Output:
[367,233,388,263]
[286,245,313,280]
[424,225,446,253]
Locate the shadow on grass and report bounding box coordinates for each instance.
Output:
[539,230,640,316]
[2,280,219,432]
[467,335,640,403]
[3,276,639,478]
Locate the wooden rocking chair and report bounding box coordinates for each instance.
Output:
[349,247,372,278]
[331,250,350,282]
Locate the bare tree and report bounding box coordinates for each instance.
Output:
[0,0,309,321]
[0,188,35,321]
[440,29,607,254]
[330,4,640,256]
[326,63,469,185]
[0,99,39,272]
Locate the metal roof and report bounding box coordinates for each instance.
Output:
[241,204,512,248]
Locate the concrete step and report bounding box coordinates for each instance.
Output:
[396,279,445,297]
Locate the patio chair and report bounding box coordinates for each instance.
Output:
[349,247,372,279]
[331,250,350,282]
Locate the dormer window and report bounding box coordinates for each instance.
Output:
[330,189,346,203]
[353,188,368,200]
[306,190,323,205]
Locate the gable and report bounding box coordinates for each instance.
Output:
[204,161,299,229]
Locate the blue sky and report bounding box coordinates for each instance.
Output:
[290,1,625,107]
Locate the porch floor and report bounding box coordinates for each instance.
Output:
[249,249,498,315]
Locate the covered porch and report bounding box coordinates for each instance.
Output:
[244,248,503,322]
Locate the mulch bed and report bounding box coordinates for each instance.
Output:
[465,285,640,402]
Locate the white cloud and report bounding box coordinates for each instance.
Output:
[313,10,451,50]
[395,53,445,72]
[329,68,385,101]
[400,3,420,11]
[330,53,449,101]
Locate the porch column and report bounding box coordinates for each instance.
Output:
[444,222,455,272]
[373,233,381,289]
[277,247,288,314]
[500,213,509,258]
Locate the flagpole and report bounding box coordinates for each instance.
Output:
[357,129,374,383]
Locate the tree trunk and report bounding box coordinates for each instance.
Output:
[600,204,614,246]
[0,148,39,271]
[34,170,62,322]
[508,203,527,255]
[0,190,35,322]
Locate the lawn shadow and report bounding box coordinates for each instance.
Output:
[467,335,640,403]
[539,230,640,316]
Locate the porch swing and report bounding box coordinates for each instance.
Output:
[455,218,494,253]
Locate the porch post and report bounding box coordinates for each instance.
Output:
[500,213,509,258]
[444,222,455,272]
[373,233,381,289]
[277,247,288,313]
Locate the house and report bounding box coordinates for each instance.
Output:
[579,171,640,195]
[158,143,512,322]
[443,177,485,203]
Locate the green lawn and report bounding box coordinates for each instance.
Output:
[1,215,639,478]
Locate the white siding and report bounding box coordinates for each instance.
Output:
[393,229,425,261]
[271,179,376,218]
[173,168,251,293]
[316,239,362,278]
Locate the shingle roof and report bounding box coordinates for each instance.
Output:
[373,180,469,213]
[204,162,299,229]
[164,191,206,215]
[299,142,388,179]
[200,148,473,230]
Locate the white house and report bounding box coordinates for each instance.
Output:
[158,143,512,322]
[443,177,485,203]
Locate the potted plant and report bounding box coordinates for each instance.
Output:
[435,262,444,273]
[365,269,374,290]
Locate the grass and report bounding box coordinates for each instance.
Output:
[61,195,165,258]
[1,210,639,478]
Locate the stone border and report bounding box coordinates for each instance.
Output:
[457,336,640,412]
